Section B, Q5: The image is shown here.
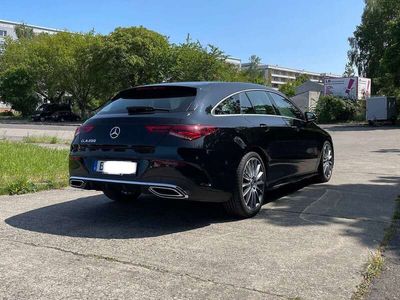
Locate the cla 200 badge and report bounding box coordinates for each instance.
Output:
[80,139,96,143]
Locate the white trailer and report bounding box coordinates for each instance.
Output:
[366,96,397,124]
[324,77,371,100]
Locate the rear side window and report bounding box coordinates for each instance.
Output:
[214,92,255,115]
[98,86,196,114]
[246,91,276,115]
[268,92,304,120]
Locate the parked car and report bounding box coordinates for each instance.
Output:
[69,82,334,218]
[51,111,81,122]
[31,104,72,122]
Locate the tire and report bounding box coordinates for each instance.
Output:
[224,152,266,218]
[103,186,141,203]
[316,141,334,183]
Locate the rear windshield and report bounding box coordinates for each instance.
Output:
[98,86,197,115]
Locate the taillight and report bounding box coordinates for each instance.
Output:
[146,125,217,141]
[75,124,95,136]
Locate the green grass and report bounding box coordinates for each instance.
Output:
[22,135,69,145]
[352,250,385,300]
[0,141,69,195]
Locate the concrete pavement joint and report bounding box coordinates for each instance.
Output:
[1,237,291,299]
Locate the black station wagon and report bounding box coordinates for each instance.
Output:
[69,82,334,217]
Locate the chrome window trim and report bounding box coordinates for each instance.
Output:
[211,88,276,117]
[210,88,305,122]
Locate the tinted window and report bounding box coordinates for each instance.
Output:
[99,97,194,114]
[214,92,255,115]
[238,93,255,114]
[99,86,197,115]
[246,91,276,115]
[268,93,304,119]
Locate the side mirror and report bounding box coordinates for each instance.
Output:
[305,112,317,122]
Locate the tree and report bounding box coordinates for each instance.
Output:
[59,32,111,117]
[279,74,310,97]
[0,25,266,117]
[167,35,242,82]
[0,31,111,117]
[348,0,400,96]
[0,67,39,116]
[105,27,171,89]
[343,62,355,77]
[14,24,34,39]
[242,55,266,84]
[0,32,67,104]
[169,39,205,81]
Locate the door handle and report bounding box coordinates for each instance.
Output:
[259,123,269,132]
[290,125,300,131]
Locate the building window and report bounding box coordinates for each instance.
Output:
[0,30,7,37]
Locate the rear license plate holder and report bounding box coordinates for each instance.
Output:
[96,160,137,175]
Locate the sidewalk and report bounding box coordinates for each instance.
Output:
[367,221,400,300]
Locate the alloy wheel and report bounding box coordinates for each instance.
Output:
[242,157,265,210]
[322,142,333,179]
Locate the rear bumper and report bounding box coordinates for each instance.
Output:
[70,176,189,199]
[69,154,232,203]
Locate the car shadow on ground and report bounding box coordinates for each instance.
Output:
[5,193,229,239]
[4,181,315,239]
[5,176,400,246]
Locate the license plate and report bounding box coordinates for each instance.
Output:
[96,161,137,175]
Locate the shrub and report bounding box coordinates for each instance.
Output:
[6,178,38,195]
[315,95,361,123]
[0,111,14,117]
[0,67,40,117]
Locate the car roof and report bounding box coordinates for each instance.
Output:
[143,81,273,91]
[140,81,281,104]
[115,81,287,111]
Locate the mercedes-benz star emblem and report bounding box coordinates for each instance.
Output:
[109,126,121,139]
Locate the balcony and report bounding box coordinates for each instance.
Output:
[271,73,296,80]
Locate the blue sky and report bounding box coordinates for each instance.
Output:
[1,0,364,74]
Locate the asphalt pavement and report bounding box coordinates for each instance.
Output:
[0,122,77,141]
[0,125,399,299]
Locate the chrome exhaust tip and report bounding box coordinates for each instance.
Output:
[70,179,85,189]
[148,186,188,199]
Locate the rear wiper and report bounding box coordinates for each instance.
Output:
[126,106,170,114]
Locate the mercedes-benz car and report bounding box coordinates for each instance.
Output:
[69,82,334,217]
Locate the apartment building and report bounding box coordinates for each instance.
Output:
[0,19,62,48]
[242,63,340,89]
[225,56,241,68]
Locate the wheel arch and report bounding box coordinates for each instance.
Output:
[245,146,270,168]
